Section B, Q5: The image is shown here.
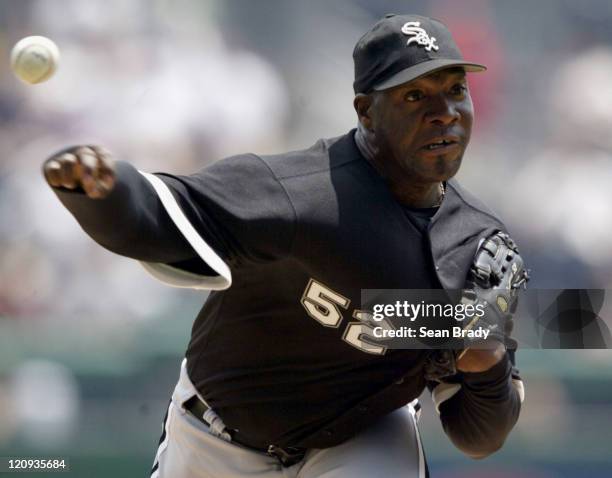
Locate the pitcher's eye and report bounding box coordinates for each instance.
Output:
[450,83,467,96]
[404,90,425,102]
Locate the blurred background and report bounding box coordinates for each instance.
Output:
[1,0,611,476]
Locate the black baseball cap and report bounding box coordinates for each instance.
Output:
[353,14,486,93]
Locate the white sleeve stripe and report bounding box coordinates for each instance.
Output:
[138,171,232,290]
[431,382,462,414]
[139,261,231,290]
[513,378,525,403]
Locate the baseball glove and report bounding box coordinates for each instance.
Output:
[424,231,529,381]
[457,231,529,351]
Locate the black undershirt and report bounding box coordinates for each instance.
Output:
[403,205,439,233]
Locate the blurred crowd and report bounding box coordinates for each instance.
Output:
[0,0,611,475]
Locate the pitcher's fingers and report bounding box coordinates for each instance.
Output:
[43,159,63,187]
[74,146,98,175]
[89,145,113,163]
[96,170,116,197]
[90,146,116,190]
[88,165,115,198]
[58,153,79,189]
[75,147,101,198]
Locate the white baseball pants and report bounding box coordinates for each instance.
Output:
[151,359,428,478]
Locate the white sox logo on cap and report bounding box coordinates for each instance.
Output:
[401,21,439,52]
[353,14,486,93]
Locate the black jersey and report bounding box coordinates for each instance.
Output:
[53,130,522,451]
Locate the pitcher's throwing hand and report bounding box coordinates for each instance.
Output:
[43,146,115,199]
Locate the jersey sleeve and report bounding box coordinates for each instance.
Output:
[52,154,296,290]
[426,351,524,459]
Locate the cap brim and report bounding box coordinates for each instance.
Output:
[373,59,486,91]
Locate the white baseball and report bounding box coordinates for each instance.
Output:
[10,35,60,84]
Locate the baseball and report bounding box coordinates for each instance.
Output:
[10,35,60,84]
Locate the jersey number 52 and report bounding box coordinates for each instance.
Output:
[300,279,392,355]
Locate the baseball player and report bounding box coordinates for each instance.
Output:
[43,14,526,478]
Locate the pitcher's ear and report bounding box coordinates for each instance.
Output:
[354,93,374,131]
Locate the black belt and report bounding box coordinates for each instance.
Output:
[183,396,306,467]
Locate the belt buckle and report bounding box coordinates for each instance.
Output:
[267,445,305,467]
